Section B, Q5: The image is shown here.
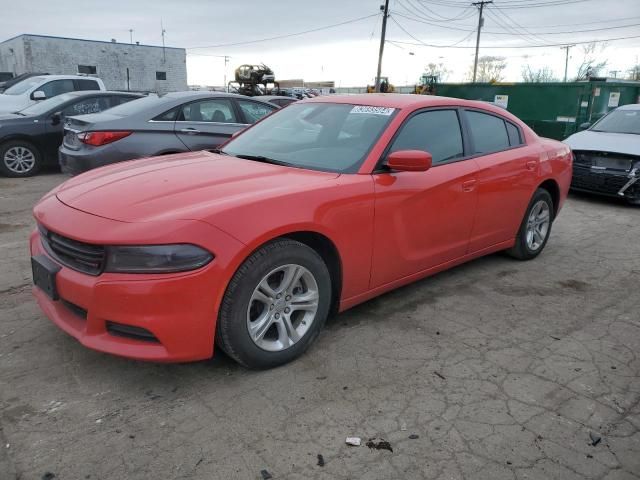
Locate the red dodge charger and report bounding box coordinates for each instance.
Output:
[31,94,572,368]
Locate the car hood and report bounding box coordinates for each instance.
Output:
[0,94,30,114]
[564,130,640,157]
[55,151,339,223]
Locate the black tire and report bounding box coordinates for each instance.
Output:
[506,188,554,261]
[0,140,42,177]
[216,239,332,369]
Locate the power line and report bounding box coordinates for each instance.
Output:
[388,33,640,49]
[389,16,476,47]
[186,13,380,50]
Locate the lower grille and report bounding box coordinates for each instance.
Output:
[39,226,105,275]
[61,299,88,320]
[571,166,637,197]
[106,322,159,343]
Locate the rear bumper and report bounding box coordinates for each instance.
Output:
[59,145,128,175]
[30,196,245,362]
[571,165,640,201]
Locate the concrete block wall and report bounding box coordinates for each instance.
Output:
[0,35,187,93]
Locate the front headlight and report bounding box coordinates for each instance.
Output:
[104,244,213,273]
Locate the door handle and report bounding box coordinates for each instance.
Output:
[180,128,201,135]
[526,160,538,171]
[462,179,477,192]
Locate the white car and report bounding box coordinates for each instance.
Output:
[564,103,640,204]
[0,75,106,113]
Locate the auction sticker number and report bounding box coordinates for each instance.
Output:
[351,106,395,115]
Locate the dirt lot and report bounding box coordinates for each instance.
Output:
[1,172,639,480]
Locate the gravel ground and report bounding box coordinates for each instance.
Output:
[1,173,639,480]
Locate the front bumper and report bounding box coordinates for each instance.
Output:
[30,195,245,362]
[571,164,640,201]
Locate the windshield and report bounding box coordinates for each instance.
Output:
[3,77,46,95]
[221,103,396,173]
[18,93,77,115]
[591,109,640,135]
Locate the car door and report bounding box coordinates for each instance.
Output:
[42,96,110,159]
[370,108,479,288]
[462,109,540,252]
[235,99,278,124]
[174,98,244,151]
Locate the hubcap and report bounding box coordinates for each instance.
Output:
[526,200,550,251]
[247,264,319,352]
[4,146,35,174]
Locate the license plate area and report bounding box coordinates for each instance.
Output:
[31,255,61,300]
[593,156,632,171]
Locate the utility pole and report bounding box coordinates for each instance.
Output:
[609,70,619,78]
[161,20,166,63]
[472,1,492,83]
[561,44,574,82]
[224,55,230,92]
[129,29,134,44]
[375,0,390,93]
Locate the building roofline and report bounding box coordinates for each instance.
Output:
[0,33,185,51]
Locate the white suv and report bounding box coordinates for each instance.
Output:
[0,75,106,113]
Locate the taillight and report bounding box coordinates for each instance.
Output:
[78,131,132,146]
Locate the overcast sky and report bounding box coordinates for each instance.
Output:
[1,0,639,86]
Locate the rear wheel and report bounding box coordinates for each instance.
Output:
[0,140,42,177]
[506,188,554,260]
[216,239,331,369]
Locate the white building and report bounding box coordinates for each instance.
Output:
[0,34,187,93]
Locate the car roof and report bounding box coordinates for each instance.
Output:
[304,93,523,120]
[260,95,296,101]
[616,103,640,111]
[30,75,102,81]
[160,91,273,105]
[64,90,143,98]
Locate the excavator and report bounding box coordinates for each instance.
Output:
[367,77,395,93]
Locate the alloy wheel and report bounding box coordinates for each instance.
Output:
[526,200,550,251]
[246,264,319,352]
[4,146,36,174]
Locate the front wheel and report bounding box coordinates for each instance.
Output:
[216,239,331,369]
[506,188,554,260]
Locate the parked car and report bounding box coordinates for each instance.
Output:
[0,91,142,177]
[564,104,640,204]
[31,94,572,368]
[259,95,298,107]
[59,91,278,175]
[0,75,106,114]
[0,72,49,94]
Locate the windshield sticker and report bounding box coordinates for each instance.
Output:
[350,106,395,115]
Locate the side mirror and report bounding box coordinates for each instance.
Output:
[386,150,432,172]
[51,111,62,126]
[32,90,46,100]
[579,122,591,130]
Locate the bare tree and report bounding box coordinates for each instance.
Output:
[575,42,607,80]
[466,56,507,83]
[521,65,557,82]
[422,62,451,82]
[627,64,640,81]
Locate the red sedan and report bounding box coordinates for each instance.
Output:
[31,94,572,368]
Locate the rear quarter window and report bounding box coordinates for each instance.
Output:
[506,121,523,146]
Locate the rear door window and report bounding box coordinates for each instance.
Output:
[178,99,238,123]
[75,79,100,91]
[466,110,510,154]
[39,79,75,98]
[236,100,277,124]
[63,97,110,116]
[388,109,464,165]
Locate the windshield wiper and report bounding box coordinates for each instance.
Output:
[11,111,25,116]
[232,154,290,166]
